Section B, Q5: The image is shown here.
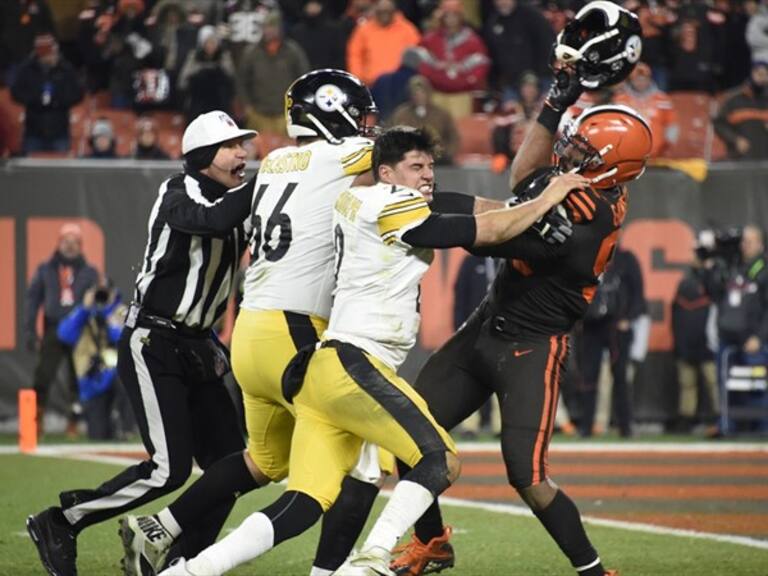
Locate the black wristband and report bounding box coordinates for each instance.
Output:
[537,104,563,135]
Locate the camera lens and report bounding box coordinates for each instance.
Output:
[94,288,110,304]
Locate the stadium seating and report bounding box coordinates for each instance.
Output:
[666,92,716,160]
[456,113,493,166]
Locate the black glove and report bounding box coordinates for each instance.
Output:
[508,196,572,245]
[544,68,584,113]
[534,204,572,245]
[506,167,573,245]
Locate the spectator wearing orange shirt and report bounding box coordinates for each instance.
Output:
[615,62,679,158]
[418,0,490,119]
[346,0,420,87]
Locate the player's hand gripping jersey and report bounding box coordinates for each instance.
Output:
[324,183,432,370]
[241,136,373,318]
[474,166,628,335]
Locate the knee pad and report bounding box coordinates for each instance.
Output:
[402,451,450,496]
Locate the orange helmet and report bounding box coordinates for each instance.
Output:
[555,104,653,189]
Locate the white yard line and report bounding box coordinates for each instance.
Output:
[4,441,768,455]
[5,442,768,551]
[421,495,768,551]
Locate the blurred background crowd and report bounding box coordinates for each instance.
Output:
[1,0,767,165]
[4,0,768,442]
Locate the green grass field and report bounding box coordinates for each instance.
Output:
[2,453,767,575]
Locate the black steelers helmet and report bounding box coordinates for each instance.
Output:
[285,69,378,144]
[553,1,642,90]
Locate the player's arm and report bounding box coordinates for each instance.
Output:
[400,174,587,249]
[430,191,504,215]
[510,71,582,190]
[472,173,586,246]
[163,177,255,238]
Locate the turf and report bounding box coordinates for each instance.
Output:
[3,454,766,575]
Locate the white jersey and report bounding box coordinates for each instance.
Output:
[324,182,433,370]
[241,136,373,318]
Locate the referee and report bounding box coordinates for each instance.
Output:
[27,111,257,576]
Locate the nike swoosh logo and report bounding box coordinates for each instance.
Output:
[514,349,533,357]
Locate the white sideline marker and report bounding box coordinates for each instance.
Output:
[8,442,768,550]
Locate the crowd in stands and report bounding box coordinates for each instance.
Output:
[1,0,767,164]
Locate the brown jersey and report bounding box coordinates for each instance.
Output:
[473,167,628,336]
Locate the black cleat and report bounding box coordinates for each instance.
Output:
[27,507,78,576]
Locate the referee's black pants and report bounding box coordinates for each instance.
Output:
[58,324,244,556]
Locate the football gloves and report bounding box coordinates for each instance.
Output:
[506,196,572,245]
[544,68,584,113]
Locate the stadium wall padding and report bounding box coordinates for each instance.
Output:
[1,159,767,424]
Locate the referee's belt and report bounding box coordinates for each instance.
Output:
[126,303,209,337]
[282,340,348,403]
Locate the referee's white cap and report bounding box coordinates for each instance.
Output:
[182,111,257,155]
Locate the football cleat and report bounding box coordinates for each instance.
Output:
[27,506,78,576]
[119,515,174,576]
[390,526,455,576]
[334,546,396,576]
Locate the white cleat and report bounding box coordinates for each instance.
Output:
[333,547,396,576]
[119,515,174,576]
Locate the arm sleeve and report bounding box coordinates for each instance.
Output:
[163,178,253,238]
[401,213,477,248]
[24,267,45,338]
[429,191,476,215]
[469,228,563,259]
[57,306,90,346]
[107,324,123,344]
[713,97,741,146]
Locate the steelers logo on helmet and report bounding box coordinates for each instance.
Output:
[315,84,346,113]
[625,35,642,64]
[285,69,378,143]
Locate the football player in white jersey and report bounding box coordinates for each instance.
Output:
[120,70,390,576]
[158,129,587,576]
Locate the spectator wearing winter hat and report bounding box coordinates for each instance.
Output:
[133,116,171,159]
[747,0,768,65]
[418,0,490,119]
[84,117,119,158]
[178,24,237,123]
[11,34,83,155]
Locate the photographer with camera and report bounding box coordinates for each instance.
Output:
[56,280,131,440]
[701,224,768,433]
[671,251,719,436]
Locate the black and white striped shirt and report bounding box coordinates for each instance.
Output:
[134,171,253,330]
